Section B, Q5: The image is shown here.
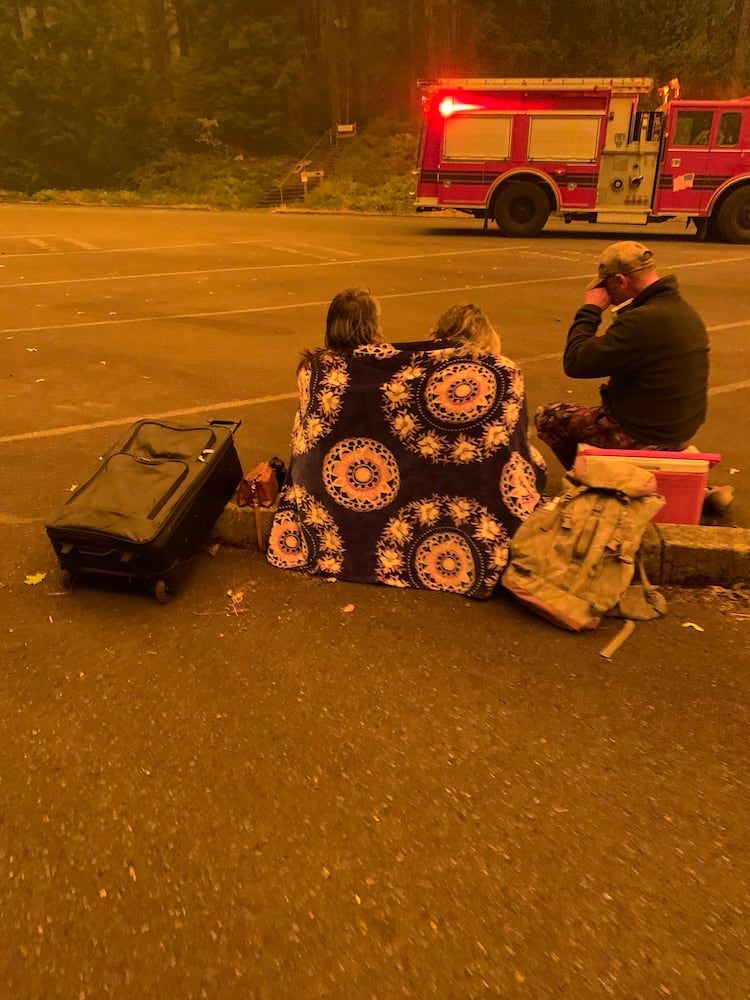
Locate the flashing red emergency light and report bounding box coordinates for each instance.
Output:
[438,96,482,117]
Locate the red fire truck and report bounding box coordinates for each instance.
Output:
[414,77,750,242]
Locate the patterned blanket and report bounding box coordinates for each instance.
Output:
[267,341,547,598]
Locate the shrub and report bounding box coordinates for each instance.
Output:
[126,151,291,208]
[0,118,420,214]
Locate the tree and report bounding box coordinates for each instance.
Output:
[732,0,750,85]
[0,1,163,188]
[0,0,746,191]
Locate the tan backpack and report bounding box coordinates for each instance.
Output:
[502,456,666,631]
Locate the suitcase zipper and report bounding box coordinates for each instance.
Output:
[135,456,190,519]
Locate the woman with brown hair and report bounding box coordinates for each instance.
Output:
[298,287,384,371]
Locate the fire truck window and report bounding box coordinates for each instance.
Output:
[443,115,511,161]
[674,110,713,147]
[718,113,741,147]
[528,116,599,162]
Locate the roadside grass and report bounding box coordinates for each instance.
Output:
[302,174,414,214]
[0,120,419,214]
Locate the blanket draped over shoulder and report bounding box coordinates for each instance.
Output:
[267,341,547,598]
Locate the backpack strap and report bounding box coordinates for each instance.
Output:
[571,498,606,561]
[606,550,668,620]
[600,620,636,660]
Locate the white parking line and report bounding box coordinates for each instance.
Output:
[2,298,332,335]
[707,320,750,332]
[2,273,560,335]
[1,358,748,446]
[516,322,750,367]
[0,237,277,259]
[28,238,57,250]
[4,274,750,338]
[709,378,750,396]
[0,245,523,290]
[293,241,360,257]
[65,238,100,250]
[266,244,341,260]
[2,249,748,321]
[0,393,298,445]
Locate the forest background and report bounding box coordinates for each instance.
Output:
[1,0,749,210]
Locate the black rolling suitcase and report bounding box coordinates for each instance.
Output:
[46,419,243,601]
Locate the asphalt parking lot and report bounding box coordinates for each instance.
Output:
[2,205,747,522]
[1,205,749,999]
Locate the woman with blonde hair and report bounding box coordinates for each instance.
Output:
[429,303,501,356]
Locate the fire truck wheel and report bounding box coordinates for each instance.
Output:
[493,182,550,237]
[716,186,750,244]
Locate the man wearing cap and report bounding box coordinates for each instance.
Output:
[535,241,709,470]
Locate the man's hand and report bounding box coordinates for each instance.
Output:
[584,286,611,309]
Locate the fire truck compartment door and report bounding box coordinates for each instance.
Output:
[443,115,512,161]
[527,116,600,162]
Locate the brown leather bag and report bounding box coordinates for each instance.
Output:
[236,460,283,551]
[237,462,279,509]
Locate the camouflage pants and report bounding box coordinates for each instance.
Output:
[534,402,691,470]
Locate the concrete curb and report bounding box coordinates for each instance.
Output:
[210,501,277,551]
[211,502,750,588]
[641,523,750,587]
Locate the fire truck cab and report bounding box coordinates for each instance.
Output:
[415,77,750,243]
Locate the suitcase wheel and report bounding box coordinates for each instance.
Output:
[153,579,175,604]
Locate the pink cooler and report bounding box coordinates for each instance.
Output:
[578,448,722,525]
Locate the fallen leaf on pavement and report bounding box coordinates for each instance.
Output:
[342,604,355,613]
[681,621,705,631]
[24,572,47,586]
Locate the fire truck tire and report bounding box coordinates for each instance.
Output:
[716,187,750,244]
[493,182,550,237]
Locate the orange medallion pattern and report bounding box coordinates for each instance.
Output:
[267,485,345,575]
[267,344,547,598]
[382,354,525,464]
[375,495,510,596]
[500,451,544,519]
[322,437,400,512]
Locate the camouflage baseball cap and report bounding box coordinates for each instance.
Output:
[587,241,655,290]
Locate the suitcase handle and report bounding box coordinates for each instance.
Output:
[209,419,242,436]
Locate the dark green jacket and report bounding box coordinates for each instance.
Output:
[563,275,709,445]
